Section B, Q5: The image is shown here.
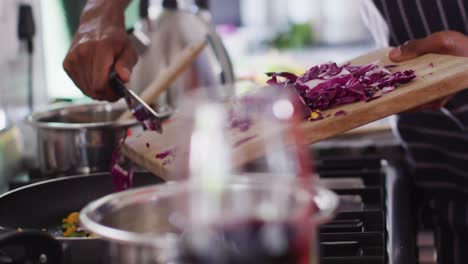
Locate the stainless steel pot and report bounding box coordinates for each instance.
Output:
[27,103,139,177]
[80,178,339,264]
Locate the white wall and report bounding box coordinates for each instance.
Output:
[40,0,83,100]
[0,0,48,121]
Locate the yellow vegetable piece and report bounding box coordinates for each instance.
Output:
[64,212,80,224]
[17,227,23,232]
[309,111,322,121]
[63,226,77,237]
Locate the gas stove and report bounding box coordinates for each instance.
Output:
[316,156,416,264]
[5,154,416,264]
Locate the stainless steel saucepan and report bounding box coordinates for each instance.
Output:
[27,103,139,177]
[80,177,339,264]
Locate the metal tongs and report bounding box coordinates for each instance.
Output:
[110,71,163,134]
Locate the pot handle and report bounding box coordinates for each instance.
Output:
[0,230,62,264]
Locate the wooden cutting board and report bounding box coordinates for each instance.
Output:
[122,48,468,180]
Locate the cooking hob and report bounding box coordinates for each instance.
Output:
[317,156,416,264]
[6,155,415,264]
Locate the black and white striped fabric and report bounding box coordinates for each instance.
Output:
[373,0,468,45]
[370,1,468,263]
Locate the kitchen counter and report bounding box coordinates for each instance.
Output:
[224,34,376,82]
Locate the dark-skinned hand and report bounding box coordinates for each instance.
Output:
[63,0,137,101]
[389,30,468,112]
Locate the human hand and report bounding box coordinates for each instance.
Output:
[389,31,468,112]
[63,0,137,101]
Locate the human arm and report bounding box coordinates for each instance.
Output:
[389,31,468,111]
[63,0,138,101]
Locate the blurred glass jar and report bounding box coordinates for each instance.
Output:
[80,85,339,264]
[175,84,317,183]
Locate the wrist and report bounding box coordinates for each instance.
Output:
[79,0,130,28]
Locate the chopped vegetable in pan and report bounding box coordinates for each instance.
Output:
[61,212,93,238]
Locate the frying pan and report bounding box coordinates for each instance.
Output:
[0,172,163,264]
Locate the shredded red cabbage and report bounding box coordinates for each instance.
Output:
[143,119,159,131]
[267,62,416,115]
[132,105,160,131]
[156,148,176,160]
[146,143,150,148]
[132,106,150,123]
[228,114,252,132]
[334,110,348,117]
[155,148,178,167]
[266,72,298,86]
[110,147,134,192]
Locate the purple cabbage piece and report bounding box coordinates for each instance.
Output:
[132,106,149,122]
[111,164,134,192]
[266,72,298,86]
[155,148,177,167]
[133,105,160,131]
[156,148,176,160]
[228,115,253,132]
[110,148,134,192]
[297,62,346,83]
[266,62,416,115]
[143,119,160,131]
[334,110,348,117]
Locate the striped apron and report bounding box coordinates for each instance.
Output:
[366,0,468,263]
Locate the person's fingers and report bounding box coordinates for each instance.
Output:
[405,103,437,113]
[80,44,97,98]
[64,47,93,98]
[90,44,115,100]
[63,29,136,101]
[389,38,434,62]
[96,82,122,102]
[430,96,453,110]
[389,31,460,62]
[405,96,452,113]
[422,99,446,111]
[114,43,138,83]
